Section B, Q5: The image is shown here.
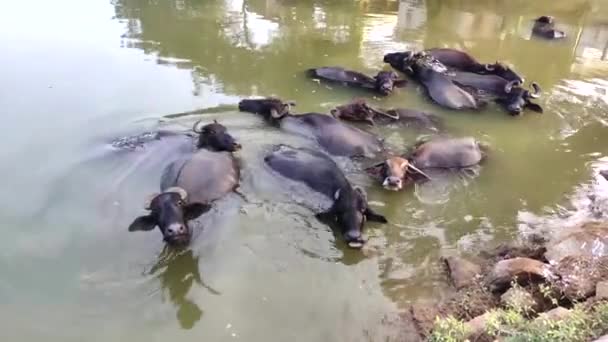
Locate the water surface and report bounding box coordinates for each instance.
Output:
[2,0,608,340]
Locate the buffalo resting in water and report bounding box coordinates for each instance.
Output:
[426,48,524,83]
[128,120,241,245]
[366,137,486,191]
[384,51,485,110]
[330,99,443,132]
[239,98,384,158]
[532,16,566,40]
[265,145,387,248]
[384,51,542,115]
[307,67,407,96]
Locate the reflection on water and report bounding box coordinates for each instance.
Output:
[150,248,219,330]
[2,0,608,340]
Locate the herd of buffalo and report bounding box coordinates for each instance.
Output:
[128,16,565,249]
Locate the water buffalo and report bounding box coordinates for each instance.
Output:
[330,99,443,131]
[239,98,384,158]
[497,81,543,115]
[307,67,407,96]
[383,51,484,110]
[532,16,566,39]
[445,72,543,115]
[409,137,486,169]
[365,137,485,191]
[128,121,241,245]
[427,48,524,83]
[365,156,430,191]
[264,145,387,248]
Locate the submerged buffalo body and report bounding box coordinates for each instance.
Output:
[239,98,383,157]
[264,145,387,248]
[128,121,241,245]
[331,99,442,131]
[307,67,406,96]
[427,48,524,83]
[383,52,482,110]
[410,137,485,169]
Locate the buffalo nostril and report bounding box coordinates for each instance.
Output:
[382,177,403,190]
[166,223,186,236]
[344,230,365,248]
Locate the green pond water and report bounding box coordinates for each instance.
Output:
[2,0,608,340]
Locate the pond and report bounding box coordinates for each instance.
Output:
[2,0,608,340]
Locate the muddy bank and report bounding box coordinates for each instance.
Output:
[400,220,608,341]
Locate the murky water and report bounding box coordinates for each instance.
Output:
[2,0,608,340]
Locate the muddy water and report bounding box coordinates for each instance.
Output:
[2,0,608,340]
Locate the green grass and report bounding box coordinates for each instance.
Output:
[430,298,608,342]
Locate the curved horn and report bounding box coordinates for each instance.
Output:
[270,108,281,119]
[528,82,541,99]
[144,192,160,210]
[192,119,204,133]
[406,163,432,181]
[371,107,399,120]
[164,187,188,201]
[484,63,495,71]
[504,80,521,94]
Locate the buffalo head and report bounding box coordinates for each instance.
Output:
[238,98,295,121]
[192,120,241,152]
[323,187,387,249]
[374,71,407,95]
[383,51,415,74]
[128,187,211,246]
[365,157,431,191]
[330,99,398,125]
[500,81,543,115]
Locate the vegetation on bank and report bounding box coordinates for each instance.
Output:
[429,295,608,342]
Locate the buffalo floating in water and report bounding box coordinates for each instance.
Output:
[532,16,566,40]
[384,51,485,110]
[366,137,486,191]
[426,48,524,83]
[128,121,241,245]
[239,98,384,158]
[495,81,543,115]
[307,67,407,96]
[264,145,387,248]
[445,71,543,115]
[330,99,443,131]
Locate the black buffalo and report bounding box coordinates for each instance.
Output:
[265,145,387,248]
[128,121,241,245]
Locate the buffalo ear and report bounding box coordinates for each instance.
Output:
[184,203,211,221]
[526,102,543,113]
[364,162,385,180]
[315,209,336,224]
[365,208,388,223]
[128,215,157,232]
[394,79,408,88]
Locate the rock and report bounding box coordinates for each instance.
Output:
[596,281,608,300]
[464,312,492,338]
[408,304,441,338]
[534,307,571,323]
[500,287,537,312]
[593,334,608,342]
[544,222,608,263]
[442,256,481,289]
[553,255,608,300]
[486,257,554,292]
